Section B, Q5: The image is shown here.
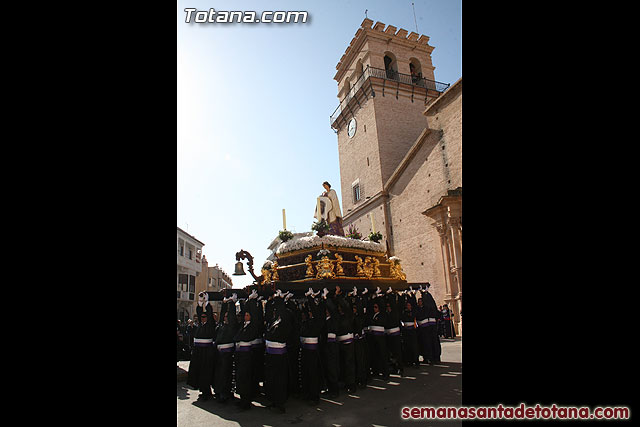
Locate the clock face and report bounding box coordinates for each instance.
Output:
[347,118,357,138]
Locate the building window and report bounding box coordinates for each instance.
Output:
[353,183,361,203]
[188,293,194,301]
[179,274,188,293]
[180,246,184,256]
[188,248,193,260]
[177,291,181,299]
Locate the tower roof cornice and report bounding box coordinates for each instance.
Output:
[334,18,434,82]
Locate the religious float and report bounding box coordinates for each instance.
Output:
[259,233,407,292]
[209,182,410,300]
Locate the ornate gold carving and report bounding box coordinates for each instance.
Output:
[372,257,381,277]
[355,256,365,277]
[271,261,279,281]
[389,258,407,281]
[261,268,271,284]
[304,255,314,277]
[361,256,379,279]
[315,256,336,280]
[335,253,344,276]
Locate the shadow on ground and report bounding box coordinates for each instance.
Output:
[178,361,462,427]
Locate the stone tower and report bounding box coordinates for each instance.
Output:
[331,18,450,251]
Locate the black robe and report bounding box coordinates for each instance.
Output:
[233,300,261,403]
[367,295,389,378]
[441,307,455,338]
[264,297,292,407]
[187,303,216,393]
[322,297,340,394]
[421,292,442,362]
[352,295,369,386]
[384,293,403,373]
[247,298,265,397]
[285,300,301,396]
[400,293,419,366]
[333,293,355,390]
[214,300,238,400]
[299,297,323,401]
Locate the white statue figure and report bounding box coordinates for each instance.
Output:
[314,181,344,236]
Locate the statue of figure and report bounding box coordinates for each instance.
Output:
[314,181,345,236]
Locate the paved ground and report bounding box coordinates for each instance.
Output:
[177,337,461,427]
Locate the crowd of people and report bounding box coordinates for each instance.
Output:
[182,283,457,414]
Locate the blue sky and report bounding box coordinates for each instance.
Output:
[177,0,461,288]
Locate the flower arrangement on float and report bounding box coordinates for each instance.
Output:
[278,230,294,242]
[346,224,362,239]
[368,231,383,243]
[275,234,384,255]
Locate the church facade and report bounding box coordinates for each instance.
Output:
[331,18,462,334]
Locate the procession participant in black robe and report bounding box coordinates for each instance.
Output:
[350,287,369,388]
[214,294,239,403]
[384,288,403,376]
[400,292,419,367]
[367,288,389,380]
[264,289,292,413]
[246,290,265,398]
[419,283,442,363]
[437,305,445,337]
[233,295,260,411]
[320,287,340,398]
[299,288,323,404]
[413,288,429,364]
[187,292,217,401]
[184,319,195,356]
[284,292,301,397]
[441,303,455,338]
[361,288,375,383]
[332,286,356,394]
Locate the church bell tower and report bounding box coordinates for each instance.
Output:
[331,18,450,251]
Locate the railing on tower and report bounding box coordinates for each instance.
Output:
[330,65,450,128]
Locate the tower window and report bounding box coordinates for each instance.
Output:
[353,184,361,203]
[383,52,398,79]
[409,58,424,86]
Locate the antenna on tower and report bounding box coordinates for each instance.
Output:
[365,9,368,19]
[412,2,419,33]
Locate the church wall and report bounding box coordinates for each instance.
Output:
[337,99,384,216]
[387,129,448,306]
[387,82,462,307]
[373,90,431,186]
[424,81,462,191]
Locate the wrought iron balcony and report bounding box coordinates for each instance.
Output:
[330,65,450,129]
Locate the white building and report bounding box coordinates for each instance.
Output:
[177,226,204,322]
[207,264,233,316]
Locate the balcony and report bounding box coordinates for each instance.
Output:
[330,65,450,129]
